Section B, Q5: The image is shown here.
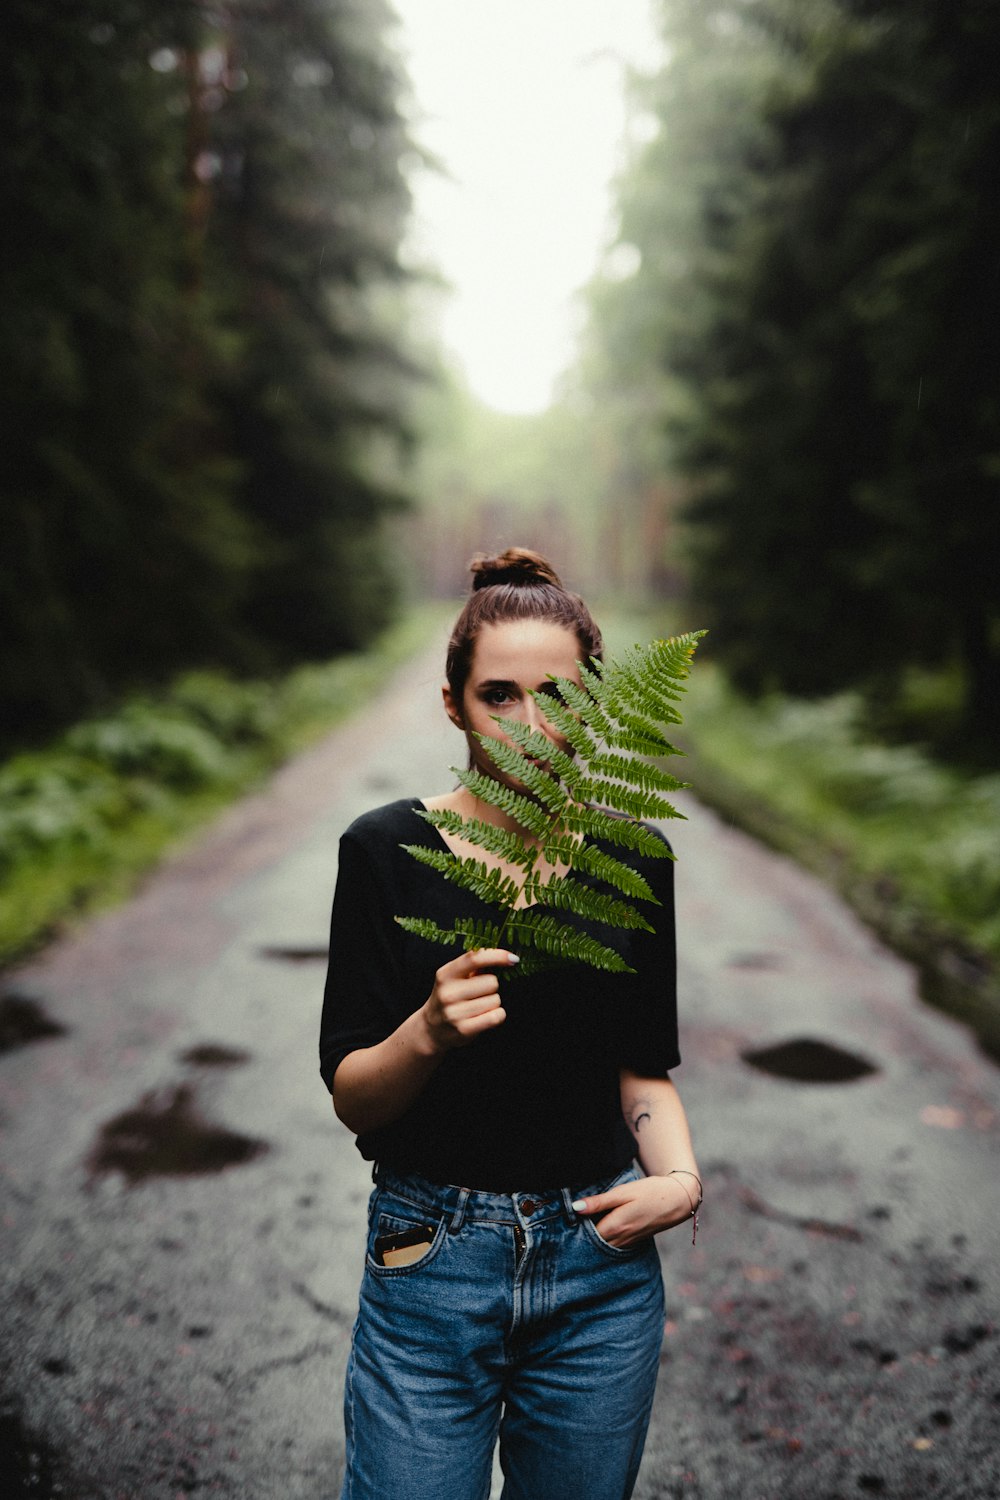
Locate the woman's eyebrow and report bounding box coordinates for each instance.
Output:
[479,678,519,692]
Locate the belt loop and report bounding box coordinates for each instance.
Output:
[560,1186,577,1226]
[448,1186,471,1233]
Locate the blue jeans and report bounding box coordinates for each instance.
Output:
[341,1164,665,1500]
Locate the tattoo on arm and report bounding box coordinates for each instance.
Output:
[625,1097,654,1136]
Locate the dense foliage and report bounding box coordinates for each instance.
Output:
[397,633,703,975]
[0,606,438,964]
[681,666,1000,1054]
[1,0,417,740]
[586,0,1000,752]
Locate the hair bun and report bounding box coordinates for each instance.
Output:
[469,547,563,592]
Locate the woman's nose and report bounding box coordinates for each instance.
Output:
[525,697,554,737]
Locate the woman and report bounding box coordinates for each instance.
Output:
[320,548,700,1500]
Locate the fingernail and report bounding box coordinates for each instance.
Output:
[507,953,520,965]
[571,1199,587,1212]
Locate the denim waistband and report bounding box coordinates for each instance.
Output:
[372,1164,636,1233]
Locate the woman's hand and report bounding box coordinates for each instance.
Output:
[421,949,517,1053]
[572,1173,698,1249]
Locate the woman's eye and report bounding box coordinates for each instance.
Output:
[484,689,513,707]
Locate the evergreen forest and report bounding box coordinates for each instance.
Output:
[2,0,417,739]
[581,0,1000,757]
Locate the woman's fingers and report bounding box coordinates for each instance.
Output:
[570,1186,628,1216]
[425,948,516,1049]
[454,1003,507,1037]
[438,971,500,1004]
[431,990,506,1045]
[438,948,519,980]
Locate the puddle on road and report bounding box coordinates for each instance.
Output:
[88,1084,267,1183]
[258,945,328,963]
[0,995,67,1055]
[0,1406,64,1495]
[741,1036,878,1083]
[179,1043,251,1067]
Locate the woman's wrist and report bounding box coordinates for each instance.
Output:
[666,1168,702,1206]
[665,1169,702,1243]
[411,1003,445,1058]
[640,1170,702,1243]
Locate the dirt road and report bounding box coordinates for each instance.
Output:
[1,642,997,1499]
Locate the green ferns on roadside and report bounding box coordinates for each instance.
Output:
[396,632,704,974]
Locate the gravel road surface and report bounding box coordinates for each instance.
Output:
[1,643,997,1499]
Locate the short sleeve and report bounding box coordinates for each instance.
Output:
[615,837,680,1076]
[318,828,404,1091]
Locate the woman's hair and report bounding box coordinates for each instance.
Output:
[445,547,603,703]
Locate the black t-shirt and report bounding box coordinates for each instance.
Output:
[319,798,680,1191]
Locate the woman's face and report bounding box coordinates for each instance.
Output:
[443,619,583,789]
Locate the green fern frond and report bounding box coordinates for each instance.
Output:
[601,705,679,754]
[586,751,686,794]
[475,736,569,814]
[454,768,554,836]
[540,835,658,903]
[450,917,506,949]
[492,718,579,782]
[394,915,458,945]
[395,915,505,951]
[559,804,679,858]
[396,630,703,975]
[530,873,655,931]
[567,777,685,822]
[504,910,635,973]
[402,844,520,908]
[551,676,617,742]
[419,809,537,869]
[523,691,596,760]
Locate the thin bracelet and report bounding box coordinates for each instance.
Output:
[668,1169,703,1203]
[668,1169,703,1245]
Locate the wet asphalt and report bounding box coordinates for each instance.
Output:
[1,643,998,1499]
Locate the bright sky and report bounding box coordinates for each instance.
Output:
[391,0,661,414]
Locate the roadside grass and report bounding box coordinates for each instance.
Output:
[0,604,447,967]
[679,663,1000,1057]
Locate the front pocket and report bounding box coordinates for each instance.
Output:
[366,1209,447,1276]
[581,1217,647,1260]
[374,1223,437,1267]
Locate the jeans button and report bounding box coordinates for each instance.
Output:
[520,1198,537,1215]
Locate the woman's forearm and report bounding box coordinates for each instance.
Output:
[331,948,514,1135]
[620,1069,699,1182]
[332,1008,443,1134]
[570,1070,700,1245]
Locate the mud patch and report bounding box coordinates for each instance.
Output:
[727,951,785,971]
[179,1043,251,1068]
[741,1036,878,1083]
[88,1084,267,1183]
[0,995,66,1055]
[942,1323,993,1355]
[258,945,328,963]
[0,1405,64,1495]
